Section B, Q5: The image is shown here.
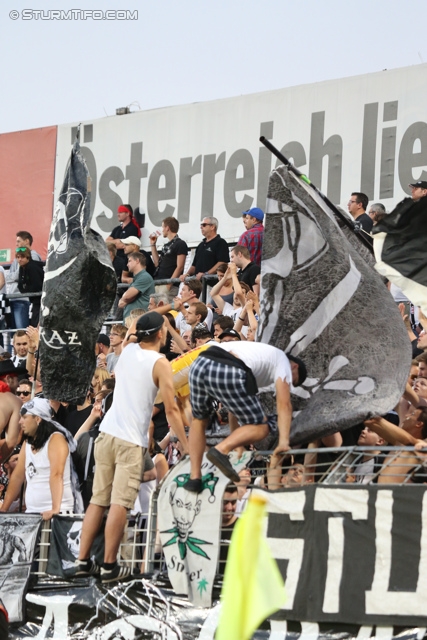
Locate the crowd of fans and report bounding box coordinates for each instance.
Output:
[0,188,426,581]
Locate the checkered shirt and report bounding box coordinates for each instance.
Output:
[238,223,264,267]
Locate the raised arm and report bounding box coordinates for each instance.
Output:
[163,316,190,353]
[229,262,245,307]
[209,268,230,313]
[364,416,418,446]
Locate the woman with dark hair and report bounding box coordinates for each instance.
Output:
[0,398,82,519]
[16,247,44,327]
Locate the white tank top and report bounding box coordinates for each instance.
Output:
[25,434,74,514]
[101,344,163,447]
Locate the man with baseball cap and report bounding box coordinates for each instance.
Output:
[409,181,427,201]
[76,312,188,583]
[238,207,264,266]
[121,236,155,280]
[0,361,27,395]
[218,329,241,342]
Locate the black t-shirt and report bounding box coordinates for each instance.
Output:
[112,255,126,281]
[238,262,260,290]
[192,235,230,273]
[354,213,373,234]
[65,405,93,437]
[110,220,140,258]
[155,236,188,279]
[121,248,155,278]
[152,403,169,442]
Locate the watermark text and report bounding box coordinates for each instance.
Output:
[9,9,138,20]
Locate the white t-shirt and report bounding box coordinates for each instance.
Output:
[176,306,213,334]
[101,343,163,448]
[215,341,292,388]
[221,301,242,322]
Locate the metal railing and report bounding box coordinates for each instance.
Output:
[25,445,427,580]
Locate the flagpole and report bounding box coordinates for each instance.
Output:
[259,136,374,253]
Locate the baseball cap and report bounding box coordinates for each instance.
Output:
[243,207,264,221]
[122,236,141,247]
[409,181,427,189]
[219,329,241,341]
[136,311,164,335]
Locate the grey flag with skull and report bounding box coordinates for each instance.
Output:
[39,138,117,404]
[257,165,411,445]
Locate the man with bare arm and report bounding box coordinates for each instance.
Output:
[76,312,188,583]
[0,391,22,462]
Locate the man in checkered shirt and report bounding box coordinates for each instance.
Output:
[184,341,307,492]
[238,207,265,267]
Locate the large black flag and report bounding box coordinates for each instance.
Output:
[373,195,427,314]
[258,165,411,444]
[40,139,116,404]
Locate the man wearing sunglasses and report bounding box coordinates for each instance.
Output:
[16,380,32,400]
[180,217,229,281]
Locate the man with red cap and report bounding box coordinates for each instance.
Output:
[106,204,141,262]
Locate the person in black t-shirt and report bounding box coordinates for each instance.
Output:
[106,204,141,260]
[230,245,260,290]
[150,217,188,294]
[180,217,229,281]
[347,192,373,234]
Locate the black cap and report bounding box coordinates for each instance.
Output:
[136,311,164,336]
[409,181,427,189]
[219,329,241,341]
[97,333,110,347]
[0,361,27,377]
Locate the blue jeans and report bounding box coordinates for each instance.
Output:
[11,300,30,329]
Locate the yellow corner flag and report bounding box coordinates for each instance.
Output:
[216,492,286,640]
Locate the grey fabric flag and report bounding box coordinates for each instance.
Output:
[40,139,117,404]
[258,165,411,445]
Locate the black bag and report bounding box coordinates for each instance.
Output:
[199,346,258,396]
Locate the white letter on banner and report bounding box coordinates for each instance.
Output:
[314,488,369,613]
[366,490,427,615]
[25,594,74,639]
[260,489,306,609]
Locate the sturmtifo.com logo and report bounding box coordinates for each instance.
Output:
[9,9,138,20]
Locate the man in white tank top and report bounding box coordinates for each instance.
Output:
[77,312,188,584]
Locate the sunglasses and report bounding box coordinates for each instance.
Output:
[16,247,27,253]
[17,390,31,397]
[200,223,212,227]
